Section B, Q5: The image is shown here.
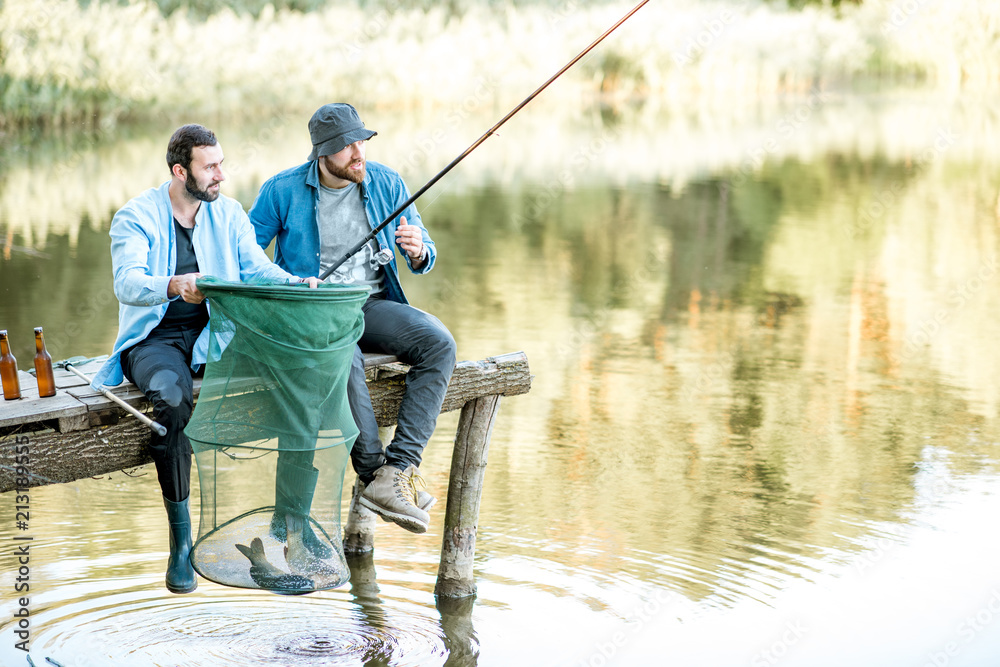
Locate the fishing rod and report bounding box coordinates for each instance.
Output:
[319,0,649,280]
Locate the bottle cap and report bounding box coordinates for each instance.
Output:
[0,329,7,337]
[34,327,43,334]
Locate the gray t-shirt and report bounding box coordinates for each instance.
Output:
[317,182,384,294]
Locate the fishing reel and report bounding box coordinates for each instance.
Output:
[370,247,394,269]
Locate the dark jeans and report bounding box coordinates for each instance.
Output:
[349,298,457,481]
[121,328,200,503]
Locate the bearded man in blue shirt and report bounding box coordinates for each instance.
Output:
[250,103,457,536]
[92,124,319,593]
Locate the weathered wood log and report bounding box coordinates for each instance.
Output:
[0,419,154,490]
[0,352,529,493]
[435,393,502,598]
[342,427,391,554]
[343,479,378,554]
[367,352,529,427]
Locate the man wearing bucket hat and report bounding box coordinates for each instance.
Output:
[250,103,457,536]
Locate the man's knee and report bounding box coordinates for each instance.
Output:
[436,329,457,367]
[148,368,192,404]
[409,321,456,374]
[425,319,457,363]
[146,369,194,427]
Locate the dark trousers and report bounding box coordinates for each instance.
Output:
[349,298,457,482]
[121,328,199,503]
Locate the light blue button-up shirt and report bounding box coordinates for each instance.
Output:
[249,160,435,305]
[91,181,298,390]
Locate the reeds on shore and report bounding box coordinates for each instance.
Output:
[0,0,998,128]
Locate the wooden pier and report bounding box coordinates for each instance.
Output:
[0,351,531,598]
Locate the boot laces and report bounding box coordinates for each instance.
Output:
[394,467,425,505]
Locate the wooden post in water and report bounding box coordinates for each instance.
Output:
[434,393,502,598]
[343,480,378,553]
[343,427,393,553]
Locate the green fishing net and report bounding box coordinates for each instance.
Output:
[186,277,369,594]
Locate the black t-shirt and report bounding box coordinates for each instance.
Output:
[151,219,209,334]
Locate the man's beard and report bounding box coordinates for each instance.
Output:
[186,170,221,202]
[323,156,365,184]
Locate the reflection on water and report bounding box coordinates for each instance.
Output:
[18,576,456,666]
[347,552,479,667]
[2,95,1000,665]
[0,473,476,666]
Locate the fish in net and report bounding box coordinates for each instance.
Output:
[185,278,369,594]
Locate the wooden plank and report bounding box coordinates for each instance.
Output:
[53,367,91,390]
[0,351,531,492]
[0,353,402,430]
[54,358,106,387]
[1,350,524,434]
[369,352,530,426]
[362,352,399,368]
[16,370,36,394]
[39,355,393,402]
[70,388,150,411]
[0,374,89,428]
[57,413,91,433]
[0,394,89,427]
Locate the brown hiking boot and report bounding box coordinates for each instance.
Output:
[417,489,437,512]
[359,464,431,534]
[353,476,436,512]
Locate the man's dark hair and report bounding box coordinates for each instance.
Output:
[166,124,218,173]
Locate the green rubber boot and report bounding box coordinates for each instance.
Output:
[163,496,197,594]
[269,459,334,559]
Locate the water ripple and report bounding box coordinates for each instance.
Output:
[24,586,452,667]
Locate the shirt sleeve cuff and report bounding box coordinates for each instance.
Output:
[155,275,173,301]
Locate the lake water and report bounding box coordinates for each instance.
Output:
[2,92,1000,666]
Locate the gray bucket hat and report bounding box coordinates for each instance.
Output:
[308,103,377,161]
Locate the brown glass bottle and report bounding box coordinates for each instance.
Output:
[0,330,22,400]
[34,327,56,398]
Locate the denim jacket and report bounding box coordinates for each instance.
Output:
[248,159,435,304]
[91,182,298,389]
